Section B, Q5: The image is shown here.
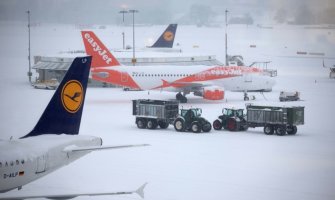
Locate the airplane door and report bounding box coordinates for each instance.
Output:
[121,72,128,82]
[36,155,46,173]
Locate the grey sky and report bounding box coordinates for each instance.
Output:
[0,0,334,24]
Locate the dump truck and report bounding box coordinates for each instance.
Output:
[213,104,305,136]
[132,99,179,129]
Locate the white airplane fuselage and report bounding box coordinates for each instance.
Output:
[0,135,102,193]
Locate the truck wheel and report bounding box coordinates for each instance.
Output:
[136,118,146,129]
[213,119,222,130]
[287,125,297,135]
[202,122,212,132]
[275,126,286,136]
[158,121,169,129]
[191,121,201,133]
[264,125,274,135]
[174,118,185,132]
[227,118,237,131]
[147,119,158,129]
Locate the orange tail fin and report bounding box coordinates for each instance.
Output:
[81,31,120,68]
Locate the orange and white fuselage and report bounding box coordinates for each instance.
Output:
[82,31,275,101]
[91,64,274,92]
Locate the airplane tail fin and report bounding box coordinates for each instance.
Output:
[21,56,92,138]
[81,31,120,68]
[151,24,177,48]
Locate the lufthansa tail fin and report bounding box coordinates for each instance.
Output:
[21,56,92,138]
[81,31,120,68]
[151,24,177,48]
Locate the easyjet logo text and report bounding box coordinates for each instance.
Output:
[84,33,112,65]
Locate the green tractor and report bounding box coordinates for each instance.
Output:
[212,108,248,131]
[173,108,212,133]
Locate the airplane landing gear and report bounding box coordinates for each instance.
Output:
[176,92,187,103]
[244,92,249,101]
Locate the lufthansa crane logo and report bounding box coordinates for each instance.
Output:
[61,80,83,113]
[163,31,174,41]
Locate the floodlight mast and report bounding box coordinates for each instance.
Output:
[129,9,139,66]
[27,10,32,83]
[225,9,229,66]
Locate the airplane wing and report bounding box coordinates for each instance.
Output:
[157,80,213,91]
[0,183,147,200]
[63,144,150,153]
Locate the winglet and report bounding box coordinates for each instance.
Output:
[135,183,147,199]
[151,24,177,48]
[81,31,120,68]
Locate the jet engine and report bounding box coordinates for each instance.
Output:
[194,86,224,100]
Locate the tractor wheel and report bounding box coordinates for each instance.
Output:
[136,118,146,129]
[147,119,158,129]
[213,119,223,130]
[174,118,185,132]
[158,121,169,129]
[227,118,237,131]
[275,126,286,136]
[264,125,274,135]
[286,125,297,135]
[191,121,201,133]
[202,122,212,132]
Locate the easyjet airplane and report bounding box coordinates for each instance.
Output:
[0,57,147,199]
[82,31,276,103]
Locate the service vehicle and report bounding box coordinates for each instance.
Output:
[213,104,305,136]
[173,108,212,133]
[132,99,179,129]
[279,91,300,102]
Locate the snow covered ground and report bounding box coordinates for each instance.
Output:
[0,21,335,200]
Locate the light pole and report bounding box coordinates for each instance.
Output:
[225,9,229,66]
[129,9,138,66]
[119,9,128,49]
[26,10,32,83]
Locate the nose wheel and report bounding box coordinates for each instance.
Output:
[176,92,187,103]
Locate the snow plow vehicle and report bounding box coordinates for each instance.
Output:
[173,108,212,133]
[132,99,179,129]
[213,104,305,136]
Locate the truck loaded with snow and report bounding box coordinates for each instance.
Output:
[213,104,304,136]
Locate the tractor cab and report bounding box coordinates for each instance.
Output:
[180,108,202,120]
[222,108,244,118]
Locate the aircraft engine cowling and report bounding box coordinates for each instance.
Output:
[194,87,225,100]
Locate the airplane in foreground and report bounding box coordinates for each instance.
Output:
[0,56,147,199]
[82,31,276,103]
